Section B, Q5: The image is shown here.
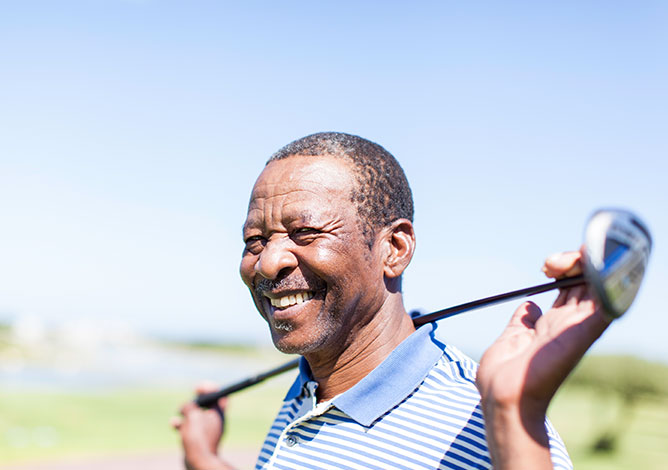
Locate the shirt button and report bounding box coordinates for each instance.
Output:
[285,435,298,447]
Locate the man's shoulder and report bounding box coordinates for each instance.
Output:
[424,326,480,386]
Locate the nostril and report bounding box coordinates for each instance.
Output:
[276,266,295,280]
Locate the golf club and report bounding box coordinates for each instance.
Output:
[195,208,651,408]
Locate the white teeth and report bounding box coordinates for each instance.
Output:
[269,292,314,308]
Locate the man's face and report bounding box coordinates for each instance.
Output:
[240,155,387,356]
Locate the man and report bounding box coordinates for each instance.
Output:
[173,132,610,469]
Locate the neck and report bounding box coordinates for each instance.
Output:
[304,295,416,402]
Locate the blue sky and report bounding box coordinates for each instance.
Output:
[1,1,666,360]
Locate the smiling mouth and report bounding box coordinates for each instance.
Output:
[267,291,315,309]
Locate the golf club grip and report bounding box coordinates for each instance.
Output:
[195,358,301,408]
[195,274,585,407]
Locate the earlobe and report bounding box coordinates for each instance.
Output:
[383,219,416,278]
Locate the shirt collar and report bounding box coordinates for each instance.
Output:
[284,322,446,427]
[285,356,314,400]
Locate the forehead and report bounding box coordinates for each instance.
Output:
[245,155,357,222]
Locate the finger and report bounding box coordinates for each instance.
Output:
[507,301,542,330]
[210,397,228,423]
[553,288,569,308]
[180,401,198,416]
[578,293,599,317]
[170,416,183,430]
[542,251,582,279]
[216,397,228,411]
[565,285,587,306]
[214,403,226,423]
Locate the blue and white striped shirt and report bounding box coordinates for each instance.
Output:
[255,323,572,470]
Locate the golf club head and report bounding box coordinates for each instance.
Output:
[583,209,652,319]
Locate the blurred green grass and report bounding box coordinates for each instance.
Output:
[550,387,668,470]
[2,356,668,469]
[0,389,189,461]
[0,382,287,464]
[548,355,668,470]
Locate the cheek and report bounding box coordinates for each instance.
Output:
[314,246,374,288]
[309,247,339,269]
[239,254,256,287]
[307,246,355,284]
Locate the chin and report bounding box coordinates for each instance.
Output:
[270,328,329,356]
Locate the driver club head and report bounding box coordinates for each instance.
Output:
[583,209,652,319]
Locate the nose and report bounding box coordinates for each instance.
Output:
[255,236,298,280]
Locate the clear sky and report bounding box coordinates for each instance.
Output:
[1,1,666,361]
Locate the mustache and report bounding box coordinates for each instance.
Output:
[254,276,325,295]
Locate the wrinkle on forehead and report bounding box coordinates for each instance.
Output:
[255,155,354,193]
[246,187,339,215]
[249,187,333,208]
[244,193,341,233]
[244,156,356,228]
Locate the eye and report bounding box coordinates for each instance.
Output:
[244,235,266,255]
[291,227,320,245]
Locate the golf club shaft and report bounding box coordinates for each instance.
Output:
[195,273,585,407]
[413,273,585,326]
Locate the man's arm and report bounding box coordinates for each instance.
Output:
[171,383,236,470]
[476,251,610,469]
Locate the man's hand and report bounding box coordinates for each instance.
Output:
[476,251,611,470]
[171,382,235,470]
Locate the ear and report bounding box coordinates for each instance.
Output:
[381,219,416,279]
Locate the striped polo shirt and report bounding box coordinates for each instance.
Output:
[255,323,573,470]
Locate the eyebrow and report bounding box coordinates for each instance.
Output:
[241,208,326,235]
[291,212,318,225]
